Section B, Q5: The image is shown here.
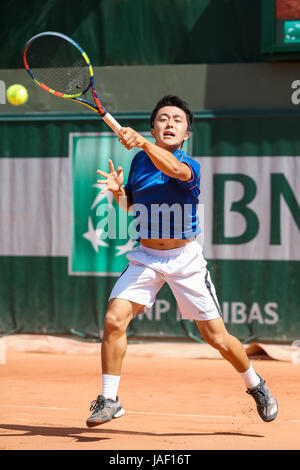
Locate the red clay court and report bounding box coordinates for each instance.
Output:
[0,336,299,451]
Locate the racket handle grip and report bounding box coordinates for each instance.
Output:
[102,113,121,135]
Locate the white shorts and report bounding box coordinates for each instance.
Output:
[109,240,222,322]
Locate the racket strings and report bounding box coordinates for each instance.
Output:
[26,35,91,96]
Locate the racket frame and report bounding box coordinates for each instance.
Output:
[24,31,121,134]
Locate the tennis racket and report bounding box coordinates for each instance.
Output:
[23,31,121,135]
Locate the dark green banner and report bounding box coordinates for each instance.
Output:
[0,0,264,69]
[0,115,299,342]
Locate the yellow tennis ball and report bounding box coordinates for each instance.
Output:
[6,84,28,106]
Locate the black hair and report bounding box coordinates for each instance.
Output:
[150,95,193,132]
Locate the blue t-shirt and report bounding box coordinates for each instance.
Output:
[124,148,201,239]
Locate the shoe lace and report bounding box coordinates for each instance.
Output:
[247,387,268,407]
[89,396,106,412]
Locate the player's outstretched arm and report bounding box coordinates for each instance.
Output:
[118,127,191,181]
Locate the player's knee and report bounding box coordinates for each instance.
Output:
[204,333,230,352]
[105,311,125,333]
[104,301,132,334]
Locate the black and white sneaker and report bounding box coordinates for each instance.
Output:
[246,375,278,422]
[86,394,125,427]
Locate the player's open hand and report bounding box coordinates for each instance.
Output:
[97,159,124,194]
[119,127,146,150]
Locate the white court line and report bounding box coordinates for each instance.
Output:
[0,405,70,411]
[0,405,247,420]
[0,405,299,423]
[127,410,249,420]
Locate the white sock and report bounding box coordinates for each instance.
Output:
[102,374,120,401]
[239,363,260,389]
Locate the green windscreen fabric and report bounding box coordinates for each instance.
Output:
[0,0,264,69]
[0,114,299,341]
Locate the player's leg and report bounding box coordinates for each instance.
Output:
[86,255,164,427]
[196,317,278,422]
[86,298,144,428]
[165,241,278,422]
[196,317,250,372]
[101,298,144,376]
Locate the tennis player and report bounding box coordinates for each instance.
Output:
[86,95,278,427]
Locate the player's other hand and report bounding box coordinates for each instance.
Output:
[119,127,146,150]
[97,159,124,194]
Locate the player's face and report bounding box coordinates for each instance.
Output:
[151,106,190,151]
